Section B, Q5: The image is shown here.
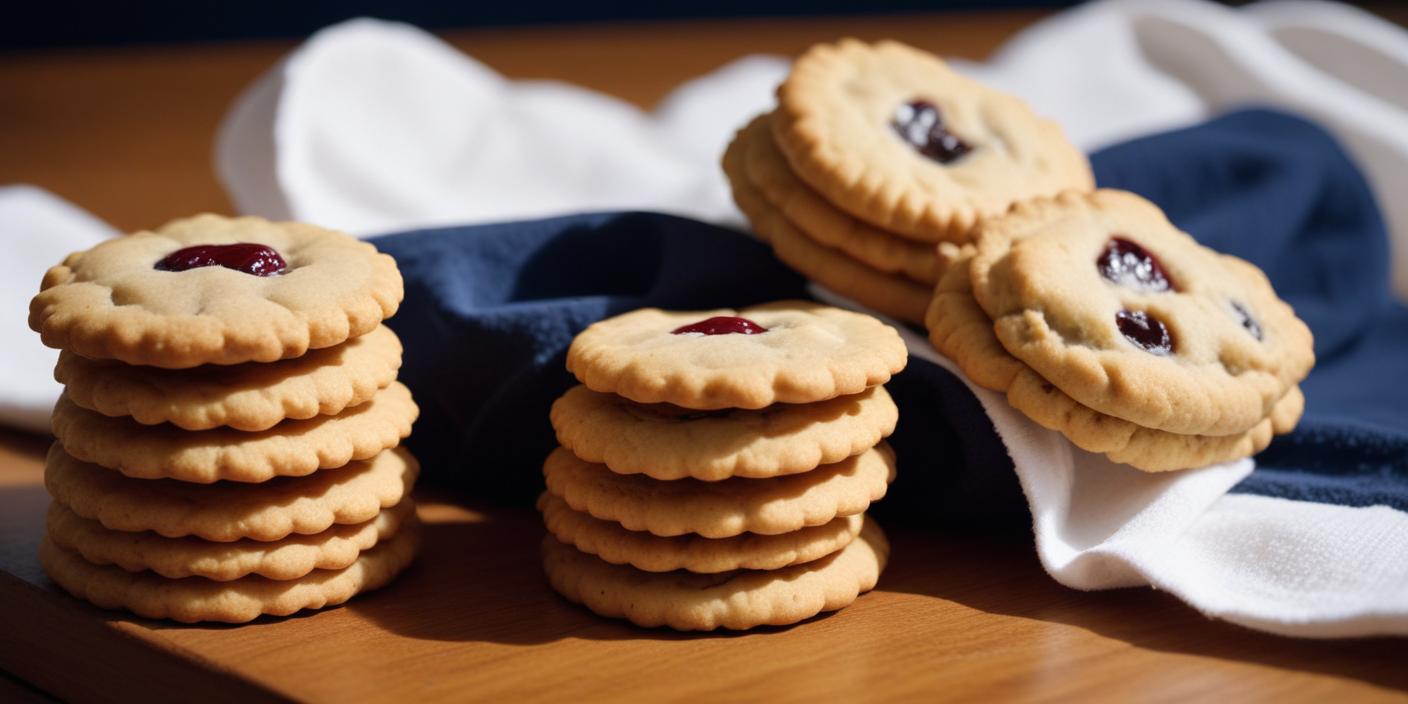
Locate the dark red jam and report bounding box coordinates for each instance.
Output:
[1098,237,1174,293]
[671,316,769,336]
[892,100,971,164]
[155,243,287,276]
[1116,310,1173,355]
[1230,301,1263,341]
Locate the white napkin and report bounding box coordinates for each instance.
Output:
[7,0,1407,636]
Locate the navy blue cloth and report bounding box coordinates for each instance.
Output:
[373,108,1408,527]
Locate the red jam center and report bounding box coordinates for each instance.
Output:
[892,100,971,164]
[1116,310,1173,355]
[1230,301,1263,341]
[155,243,287,276]
[1098,237,1174,293]
[671,316,769,336]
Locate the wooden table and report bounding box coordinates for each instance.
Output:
[3,10,1407,702]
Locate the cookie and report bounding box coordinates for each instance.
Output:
[29,214,403,369]
[969,190,1315,436]
[51,382,418,484]
[40,517,420,624]
[551,384,897,481]
[738,113,943,284]
[539,492,862,573]
[772,39,1092,242]
[724,149,933,324]
[542,515,887,630]
[543,444,894,538]
[567,302,907,409]
[55,324,403,432]
[44,444,418,542]
[46,498,416,582]
[928,244,1305,471]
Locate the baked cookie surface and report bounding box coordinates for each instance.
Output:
[969,190,1314,436]
[55,324,403,431]
[773,39,1092,242]
[30,214,403,368]
[567,302,907,409]
[543,444,894,538]
[51,381,418,484]
[542,516,888,631]
[551,384,897,481]
[539,493,862,574]
[46,499,416,582]
[40,518,420,624]
[44,444,418,542]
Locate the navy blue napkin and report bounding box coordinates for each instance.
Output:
[372,108,1408,528]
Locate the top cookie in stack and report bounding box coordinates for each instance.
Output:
[724,39,1092,323]
[29,214,422,623]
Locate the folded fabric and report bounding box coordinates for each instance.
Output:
[374,109,1408,636]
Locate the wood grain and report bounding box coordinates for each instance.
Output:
[3,10,1408,702]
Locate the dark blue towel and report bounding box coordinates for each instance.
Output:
[372,109,1408,528]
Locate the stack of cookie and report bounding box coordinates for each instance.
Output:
[28,214,422,623]
[723,39,1092,324]
[540,302,907,631]
[928,190,1314,471]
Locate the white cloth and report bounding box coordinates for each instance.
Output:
[6,0,1407,636]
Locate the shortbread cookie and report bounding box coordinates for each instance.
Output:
[29,214,403,368]
[543,516,888,630]
[52,382,418,484]
[737,113,943,284]
[55,325,403,431]
[568,302,907,410]
[969,190,1315,436]
[543,444,894,538]
[45,444,418,542]
[47,499,416,581]
[926,246,1026,391]
[772,39,1092,242]
[40,519,420,624]
[552,384,896,481]
[725,150,933,324]
[539,493,861,573]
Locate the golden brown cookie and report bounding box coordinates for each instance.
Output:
[30,214,403,368]
[566,302,907,409]
[550,384,897,481]
[539,493,862,573]
[44,444,418,542]
[54,324,403,431]
[772,39,1092,242]
[51,382,418,484]
[46,499,416,581]
[542,444,894,538]
[542,516,888,631]
[40,517,420,624]
[969,190,1314,436]
[737,113,943,284]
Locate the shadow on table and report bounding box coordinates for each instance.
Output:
[880,527,1408,693]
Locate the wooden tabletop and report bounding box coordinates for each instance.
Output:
[3,10,1408,702]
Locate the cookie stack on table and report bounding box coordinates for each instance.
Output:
[540,302,907,631]
[928,190,1314,471]
[28,214,422,623]
[723,38,1093,324]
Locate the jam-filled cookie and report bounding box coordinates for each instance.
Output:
[969,190,1314,437]
[566,302,907,409]
[30,214,403,368]
[772,39,1092,243]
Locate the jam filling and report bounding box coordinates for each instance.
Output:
[892,100,971,164]
[671,316,769,336]
[1230,301,1263,341]
[1098,237,1174,293]
[155,243,287,276]
[1116,310,1173,355]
